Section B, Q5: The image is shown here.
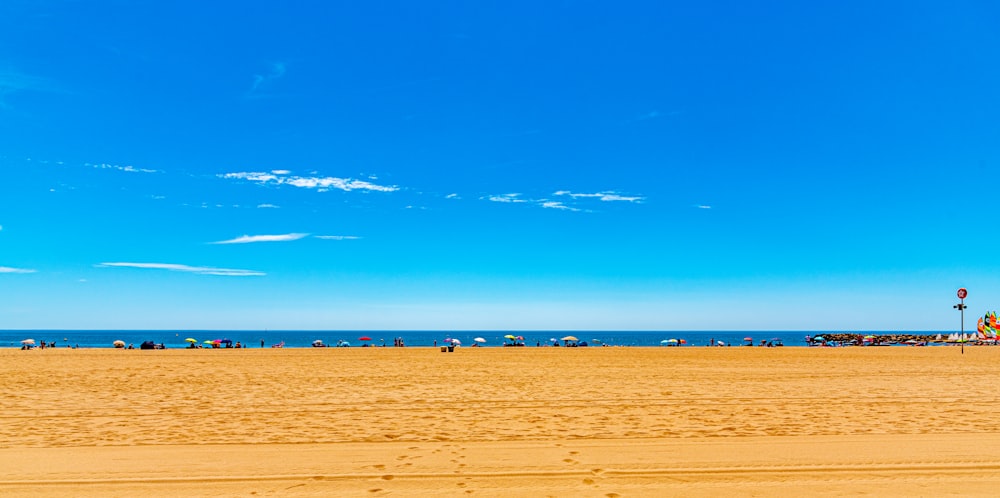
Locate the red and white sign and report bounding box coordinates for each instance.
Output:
[957,288,968,299]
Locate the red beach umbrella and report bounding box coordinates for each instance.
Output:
[358,336,372,341]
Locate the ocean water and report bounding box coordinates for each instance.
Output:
[0,330,954,349]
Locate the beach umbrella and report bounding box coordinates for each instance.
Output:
[743,337,753,342]
[203,340,214,345]
[312,340,324,346]
[680,339,687,344]
[660,339,670,345]
[113,340,125,348]
[561,336,578,342]
[450,339,461,345]
[666,339,679,344]
[504,334,517,340]
[184,338,197,343]
[516,336,524,341]
[592,339,602,344]
[717,340,724,346]
[473,337,486,343]
[813,336,826,342]
[358,336,372,341]
[21,338,35,345]
[550,338,558,343]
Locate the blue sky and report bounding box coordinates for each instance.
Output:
[1,1,998,330]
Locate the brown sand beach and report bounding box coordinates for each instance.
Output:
[3,346,1000,496]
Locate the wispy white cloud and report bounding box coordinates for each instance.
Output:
[221,171,399,193]
[211,233,309,244]
[445,193,460,199]
[485,193,527,203]
[98,262,265,277]
[257,203,280,209]
[540,201,581,212]
[246,62,286,98]
[0,266,35,274]
[88,163,159,174]
[485,189,643,212]
[554,191,644,203]
[315,235,361,240]
[696,205,712,209]
[271,169,290,175]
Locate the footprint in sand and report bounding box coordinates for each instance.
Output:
[373,464,386,470]
[368,489,383,493]
[381,475,394,481]
[582,478,595,485]
[563,459,578,464]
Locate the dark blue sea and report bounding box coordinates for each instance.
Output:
[0,330,953,349]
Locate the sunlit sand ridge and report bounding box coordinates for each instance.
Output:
[3,347,1000,496]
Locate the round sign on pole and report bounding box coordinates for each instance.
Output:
[957,288,968,299]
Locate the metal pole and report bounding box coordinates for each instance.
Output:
[958,298,965,354]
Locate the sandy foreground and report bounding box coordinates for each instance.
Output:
[3,346,1000,497]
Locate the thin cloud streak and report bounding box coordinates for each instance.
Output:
[315,235,361,240]
[221,171,398,193]
[485,193,527,203]
[554,190,644,203]
[0,266,36,274]
[540,201,581,212]
[89,163,159,174]
[211,233,309,244]
[97,262,265,277]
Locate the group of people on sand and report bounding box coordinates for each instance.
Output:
[186,341,245,349]
[22,341,57,350]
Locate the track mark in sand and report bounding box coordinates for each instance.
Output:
[605,493,621,498]
[569,451,579,456]
[368,488,383,493]
[457,482,467,488]
[591,468,605,475]
[380,475,394,481]
[373,464,386,470]
[563,459,578,464]
[582,478,594,485]
[284,483,306,490]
